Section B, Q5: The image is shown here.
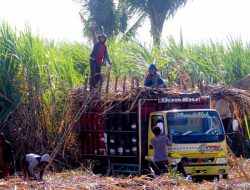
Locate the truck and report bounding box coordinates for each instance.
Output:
[80,92,229,179]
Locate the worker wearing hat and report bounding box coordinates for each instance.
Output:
[0,133,13,179]
[144,64,166,88]
[89,22,112,92]
[22,153,50,180]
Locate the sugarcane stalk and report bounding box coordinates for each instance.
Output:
[47,95,94,170]
[227,145,250,181]
[114,76,119,93]
[105,72,110,95]
[131,76,135,91]
[244,114,250,139]
[83,76,88,93]
[123,75,127,94]
[98,74,103,96]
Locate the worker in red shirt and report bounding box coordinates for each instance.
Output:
[0,133,13,179]
[89,22,112,92]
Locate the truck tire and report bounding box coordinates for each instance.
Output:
[141,160,151,175]
[92,159,111,175]
[222,174,229,179]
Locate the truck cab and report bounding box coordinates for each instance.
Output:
[147,109,229,178]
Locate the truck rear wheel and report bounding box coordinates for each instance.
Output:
[222,174,229,179]
[92,159,111,175]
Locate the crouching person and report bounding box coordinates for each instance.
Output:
[0,133,13,179]
[177,157,189,177]
[177,157,192,181]
[22,153,50,180]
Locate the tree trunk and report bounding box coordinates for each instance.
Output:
[148,4,168,46]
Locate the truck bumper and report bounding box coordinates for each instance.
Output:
[184,165,229,176]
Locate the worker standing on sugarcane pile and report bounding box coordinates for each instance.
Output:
[213,93,239,153]
[0,133,13,179]
[151,126,172,175]
[89,22,112,92]
[22,153,50,180]
[144,64,167,88]
[214,94,232,133]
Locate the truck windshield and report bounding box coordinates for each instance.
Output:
[167,111,225,143]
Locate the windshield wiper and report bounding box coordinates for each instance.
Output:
[204,128,219,135]
[182,130,193,136]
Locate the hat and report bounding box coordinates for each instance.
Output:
[41,154,50,163]
[98,33,107,40]
[148,64,158,71]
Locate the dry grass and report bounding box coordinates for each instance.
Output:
[0,159,249,190]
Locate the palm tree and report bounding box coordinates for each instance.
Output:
[125,0,188,46]
[80,0,145,39]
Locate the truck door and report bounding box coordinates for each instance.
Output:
[148,113,165,157]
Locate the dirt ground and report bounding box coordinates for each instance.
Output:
[0,159,249,190]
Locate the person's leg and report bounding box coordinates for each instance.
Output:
[0,164,4,178]
[223,117,235,151]
[159,160,168,173]
[152,161,161,176]
[3,162,10,178]
[222,118,231,133]
[96,63,102,93]
[89,60,96,91]
[22,157,29,179]
[154,160,168,175]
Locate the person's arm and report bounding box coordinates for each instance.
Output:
[28,161,38,180]
[39,165,46,180]
[166,133,173,146]
[157,76,167,88]
[144,75,151,87]
[150,138,155,149]
[91,22,97,45]
[104,47,111,65]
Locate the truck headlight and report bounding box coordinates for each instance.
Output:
[171,158,181,165]
[216,157,226,164]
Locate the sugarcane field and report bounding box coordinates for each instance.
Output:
[1,0,250,189]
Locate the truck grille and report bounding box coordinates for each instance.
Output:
[188,157,214,164]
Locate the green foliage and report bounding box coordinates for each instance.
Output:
[0,23,87,128]
[1,22,250,130]
[125,0,188,46]
[81,0,145,40]
[0,23,22,126]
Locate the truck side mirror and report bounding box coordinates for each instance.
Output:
[232,119,239,131]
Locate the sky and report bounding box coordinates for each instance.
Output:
[0,0,250,44]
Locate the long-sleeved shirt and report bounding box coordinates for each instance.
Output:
[24,153,45,179]
[144,73,166,88]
